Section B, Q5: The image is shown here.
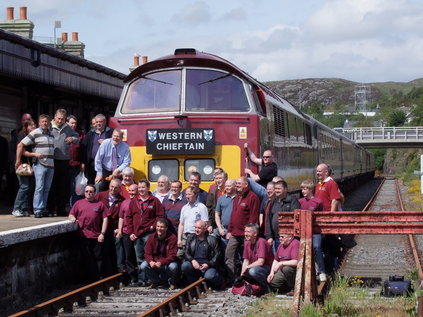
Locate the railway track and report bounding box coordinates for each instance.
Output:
[9,274,262,317]
[339,177,422,287]
[13,177,420,316]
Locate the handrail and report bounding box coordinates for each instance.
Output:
[335,126,423,142]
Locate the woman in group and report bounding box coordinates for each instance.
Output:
[69,184,108,280]
[13,119,37,217]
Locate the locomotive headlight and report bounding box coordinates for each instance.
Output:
[184,159,215,181]
[151,165,161,175]
[203,165,213,176]
[148,159,179,181]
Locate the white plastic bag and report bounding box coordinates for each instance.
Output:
[75,171,88,196]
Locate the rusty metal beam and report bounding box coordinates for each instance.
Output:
[280,211,423,223]
[280,223,423,235]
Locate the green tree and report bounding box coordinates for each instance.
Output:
[387,110,406,126]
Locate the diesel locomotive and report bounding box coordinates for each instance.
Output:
[109,48,374,192]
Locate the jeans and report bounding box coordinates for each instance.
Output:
[181,261,223,287]
[13,175,34,213]
[141,260,179,286]
[213,227,229,251]
[243,265,271,290]
[33,163,54,214]
[313,234,326,274]
[115,236,125,270]
[134,233,152,282]
[272,237,281,255]
[247,178,266,202]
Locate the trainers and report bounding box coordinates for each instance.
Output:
[319,273,327,282]
[169,284,177,290]
[147,284,158,289]
[34,212,43,218]
[14,210,24,217]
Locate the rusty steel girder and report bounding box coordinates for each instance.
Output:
[288,209,423,317]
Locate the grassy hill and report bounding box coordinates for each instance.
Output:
[265,78,423,108]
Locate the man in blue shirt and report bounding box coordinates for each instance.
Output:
[214,178,236,248]
[94,129,131,191]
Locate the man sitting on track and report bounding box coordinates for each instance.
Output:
[267,233,299,294]
[241,223,274,292]
[141,218,179,289]
[181,220,224,289]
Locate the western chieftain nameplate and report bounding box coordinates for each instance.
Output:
[146,128,215,155]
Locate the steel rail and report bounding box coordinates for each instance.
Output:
[9,273,123,317]
[395,178,423,280]
[137,278,210,317]
[361,177,386,212]
[315,178,386,304]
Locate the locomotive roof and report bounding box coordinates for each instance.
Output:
[126,49,271,91]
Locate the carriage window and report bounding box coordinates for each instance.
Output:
[185,69,250,112]
[121,70,181,114]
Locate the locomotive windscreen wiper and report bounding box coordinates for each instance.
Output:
[141,75,174,85]
[198,73,232,85]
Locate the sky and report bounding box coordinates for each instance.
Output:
[2,0,423,83]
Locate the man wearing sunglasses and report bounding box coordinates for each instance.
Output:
[244,144,278,204]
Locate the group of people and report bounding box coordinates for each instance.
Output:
[67,144,342,295]
[9,111,344,294]
[10,110,130,218]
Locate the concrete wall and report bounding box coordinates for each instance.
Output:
[0,222,86,316]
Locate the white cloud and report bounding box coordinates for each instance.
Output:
[218,7,247,22]
[170,1,211,26]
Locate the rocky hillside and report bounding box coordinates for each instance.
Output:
[384,149,423,175]
[265,78,423,108]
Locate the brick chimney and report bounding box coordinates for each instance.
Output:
[129,54,140,72]
[61,31,85,58]
[0,7,34,39]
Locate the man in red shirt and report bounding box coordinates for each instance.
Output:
[241,223,274,291]
[141,218,179,289]
[126,179,164,286]
[314,163,342,211]
[225,176,260,283]
[69,184,108,280]
[267,233,299,294]
[95,178,125,276]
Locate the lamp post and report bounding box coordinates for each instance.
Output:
[54,20,61,48]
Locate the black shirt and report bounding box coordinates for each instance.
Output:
[258,161,278,187]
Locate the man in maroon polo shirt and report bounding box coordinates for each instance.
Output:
[125,179,165,285]
[69,184,108,281]
[241,223,274,291]
[225,176,260,283]
[95,178,125,275]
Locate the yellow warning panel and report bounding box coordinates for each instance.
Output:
[239,127,247,139]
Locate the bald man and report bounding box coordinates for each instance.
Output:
[314,163,342,211]
[181,220,223,289]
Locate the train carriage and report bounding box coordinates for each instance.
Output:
[110,48,374,192]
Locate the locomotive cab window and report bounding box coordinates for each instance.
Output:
[121,70,181,114]
[185,69,250,112]
[184,159,215,181]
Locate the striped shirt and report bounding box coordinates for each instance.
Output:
[21,127,54,168]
